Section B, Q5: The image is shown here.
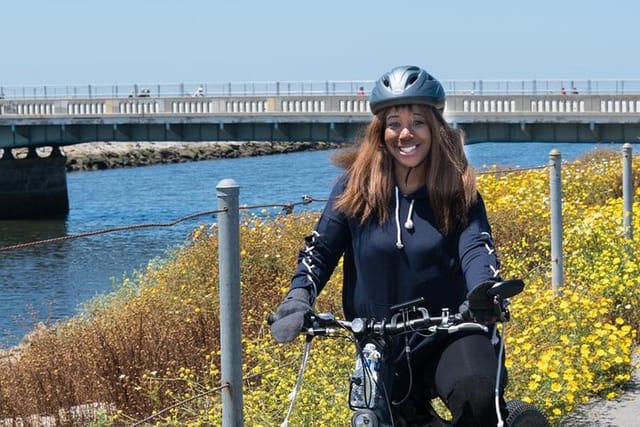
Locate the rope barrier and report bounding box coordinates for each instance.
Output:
[129,361,298,426]
[129,383,227,426]
[477,164,548,175]
[0,209,225,252]
[1,156,618,254]
[0,153,623,254]
[0,163,563,253]
[0,196,328,252]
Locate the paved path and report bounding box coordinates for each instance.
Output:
[560,349,640,426]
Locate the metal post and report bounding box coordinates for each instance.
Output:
[216,178,244,427]
[622,143,634,240]
[549,150,564,292]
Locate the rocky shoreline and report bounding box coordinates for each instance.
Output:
[61,140,342,171]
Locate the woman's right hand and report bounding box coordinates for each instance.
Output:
[269,288,313,343]
[460,281,501,324]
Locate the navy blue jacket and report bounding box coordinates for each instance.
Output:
[290,175,501,322]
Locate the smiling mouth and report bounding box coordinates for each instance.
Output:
[399,144,418,154]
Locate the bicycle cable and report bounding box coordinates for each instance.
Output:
[281,337,313,427]
[391,333,413,407]
[495,321,507,427]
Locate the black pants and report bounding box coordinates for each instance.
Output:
[389,332,508,426]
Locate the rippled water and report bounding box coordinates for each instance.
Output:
[0,142,634,347]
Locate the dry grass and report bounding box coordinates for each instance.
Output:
[0,212,319,425]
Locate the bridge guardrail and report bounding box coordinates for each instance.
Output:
[3,78,640,101]
[2,93,640,118]
[0,95,373,117]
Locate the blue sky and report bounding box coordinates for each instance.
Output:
[2,0,639,86]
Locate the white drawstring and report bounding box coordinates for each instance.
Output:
[394,187,404,249]
[404,199,415,230]
[394,187,416,249]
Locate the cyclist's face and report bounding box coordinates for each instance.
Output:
[383,105,432,174]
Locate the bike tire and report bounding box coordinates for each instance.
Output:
[505,399,551,427]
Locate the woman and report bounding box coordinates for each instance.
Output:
[270,65,505,426]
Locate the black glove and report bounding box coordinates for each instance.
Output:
[270,288,313,343]
[459,281,501,324]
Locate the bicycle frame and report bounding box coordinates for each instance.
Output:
[275,279,529,427]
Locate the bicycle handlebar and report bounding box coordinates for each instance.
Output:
[268,279,525,340]
[301,308,489,339]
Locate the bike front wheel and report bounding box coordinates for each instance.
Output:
[351,409,379,427]
[505,399,551,427]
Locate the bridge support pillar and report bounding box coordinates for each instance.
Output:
[0,149,69,219]
[589,122,600,141]
[328,122,343,141]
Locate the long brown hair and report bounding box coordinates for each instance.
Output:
[332,105,477,234]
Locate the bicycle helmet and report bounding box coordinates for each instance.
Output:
[369,65,446,114]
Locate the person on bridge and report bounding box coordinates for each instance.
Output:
[270,65,508,425]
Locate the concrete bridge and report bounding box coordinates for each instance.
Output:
[1,78,640,218]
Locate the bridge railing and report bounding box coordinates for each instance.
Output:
[444,94,640,116]
[3,93,640,119]
[0,94,373,117]
[442,79,640,96]
[3,79,640,101]
[0,81,374,100]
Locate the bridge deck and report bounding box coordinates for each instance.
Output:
[2,79,640,147]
